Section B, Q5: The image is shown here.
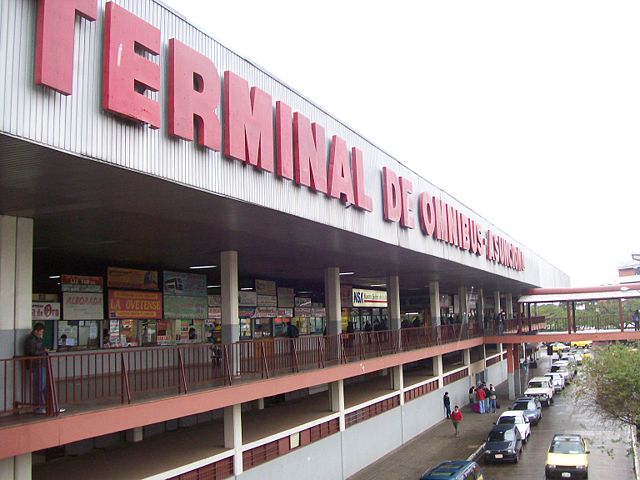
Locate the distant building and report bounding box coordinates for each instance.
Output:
[618,262,640,284]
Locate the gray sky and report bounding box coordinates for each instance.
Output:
[164,0,639,287]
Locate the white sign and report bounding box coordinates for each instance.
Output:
[257,295,278,307]
[352,289,387,307]
[32,302,61,321]
[255,279,276,296]
[238,291,257,306]
[63,292,104,320]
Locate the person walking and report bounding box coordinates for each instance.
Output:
[488,384,497,413]
[443,391,451,419]
[450,405,463,436]
[24,323,47,414]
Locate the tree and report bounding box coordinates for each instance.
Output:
[575,343,640,428]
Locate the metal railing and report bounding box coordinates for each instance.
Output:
[0,319,543,417]
[543,313,636,333]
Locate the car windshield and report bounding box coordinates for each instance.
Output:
[497,416,516,425]
[488,430,515,442]
[512,402,528,410]
[550,441,585,454]
[529,381,545,388]
[550,366,560,372]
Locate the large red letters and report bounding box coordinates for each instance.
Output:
[352,148,373,212]
[328,136,355,203]
[382,167,401,222]
[293,113,327,193]
[35,0,97,95]
[168,39,221,150]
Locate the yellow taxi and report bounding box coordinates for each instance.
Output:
[581,349,592,360]
[570,340,592,348]
[551,342,569,352]
[545,434,589,479]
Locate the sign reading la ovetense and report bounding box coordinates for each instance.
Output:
[33,1,524,272]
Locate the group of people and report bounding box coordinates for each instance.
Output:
[442,392,463,436]
[469,383,497,414]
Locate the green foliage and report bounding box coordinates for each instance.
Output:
[575,343,640,427]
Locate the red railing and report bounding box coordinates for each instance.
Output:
[1,320,546,416]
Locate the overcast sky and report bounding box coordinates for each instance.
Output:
[164,0,639,287]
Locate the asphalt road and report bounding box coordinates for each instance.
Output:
[481,354,634,479]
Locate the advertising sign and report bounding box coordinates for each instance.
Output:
[255,279,276,296]
[208,294,221,307]
[277,287,295,308]
[239,291,257,306]
[32,302,61,321]
[255,307,277,317]
[352,289,387,307]
[277,308,293,317]
[208,307,222,319]
[107,267,158,291]
[61,275,103,292]
[311,307,326,317]
[108,290,162,319]
[163,295,208,320]
[239,307,256,318]
[295,297,312,307]
[63,292,104,320]
[162,271,207,296]
[257,295,277,307]
[340,285,353,308]
[295,307,311,318]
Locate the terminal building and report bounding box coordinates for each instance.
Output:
[0,1,569,479]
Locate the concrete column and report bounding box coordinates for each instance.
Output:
[224,404,243,475]
[387,275,401,331]
[494,291,501,316]
[392,365,404,405]
[478,288,485,326]
[458,286,468,323]
[126,427,143,443]
[506,344,516,400]
[221,251,239,344]
[257,398,265,410]
[0,454,31,480]
[329,380,345,431]
[506,293,514,319]
[324,267,341,336]
[0,216,33,357]
[463,348,471,367]
[435,354,444,389]
[429,281,441,327]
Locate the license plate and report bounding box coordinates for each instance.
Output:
[561,473,571,478]
[494,454,503,459]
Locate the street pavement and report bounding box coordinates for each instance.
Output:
[348,350,635,480]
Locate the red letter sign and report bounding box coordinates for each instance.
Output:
[382,167,401,222]
[168,39,221,150]
[400,177,415,229]
[294,113,327,193]
[419,192,436,236]
[224,71,274,171]
[35,0,97,95]
[276,101,294,180]
[328,136,355,203]
[102,2,161,129]
[352,148,373,212]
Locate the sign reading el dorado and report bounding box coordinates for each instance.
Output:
[107,267,158,291]
[108,290,162,319]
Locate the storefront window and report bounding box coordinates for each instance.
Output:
[57,320,99,350]
[141,319,157,346]
[308,316,325,335]
[239,318,252,339]
[254,318,272,338]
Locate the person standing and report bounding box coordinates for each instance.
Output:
[488,384,497,413]
[476,384,486,414]
[450,405,463,436]
[443,391,451,419]
[24,323,47,414]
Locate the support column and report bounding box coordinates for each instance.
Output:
[478,288,485,327]
[126,427,143,443]
[435,354,444,389]
[221,251,239,345]
[463,348,471,368]
[329,380,345,431]
[0,454,31,480]
[566,302,571,335]
[387,275,401,331]
[494,291,501,317]
[506,344,516,400]
[257,398,265,410]
[619,299,624,332]
[324,268,341,336]
[224,404,243,476]
[505,293,513,319]
[429,281,441,327]
[392,365,404,405]
[458,286,468,323]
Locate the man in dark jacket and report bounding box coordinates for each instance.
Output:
[443,391,451,418]
[24,323,47,414]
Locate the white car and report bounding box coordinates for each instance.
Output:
[551,361,574,382]
[524,376,554,407]
[496,410,531,443]
[544,372,565,392]
[573,352,583,365]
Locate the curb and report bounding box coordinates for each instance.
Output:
[467,443,485,462]
[632,425,640,480]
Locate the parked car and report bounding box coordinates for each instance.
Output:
[524,376,554,407]
[571,340,592,349]
[544,372,565,392]
[496,410,531,443]
[581,349,592,360]
[551,342,570,353]
[483,424,523,464]
[511,396,543,425]
[573,351,583,365]
[545,434,589,479]
[420,460,484,480]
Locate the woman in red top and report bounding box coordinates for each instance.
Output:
[450,405,463,436]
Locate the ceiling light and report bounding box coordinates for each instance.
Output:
[189,265,217,270]
[339,272,355,276]
[207,285,221,288]
[298,291,312,294]
[370,284,386,287]
[49,275,61,279]
[240,287,253,291]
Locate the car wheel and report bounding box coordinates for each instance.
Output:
[514,451,519,463]
[550,397,554,404]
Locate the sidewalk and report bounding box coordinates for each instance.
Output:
[348,376,527,480]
